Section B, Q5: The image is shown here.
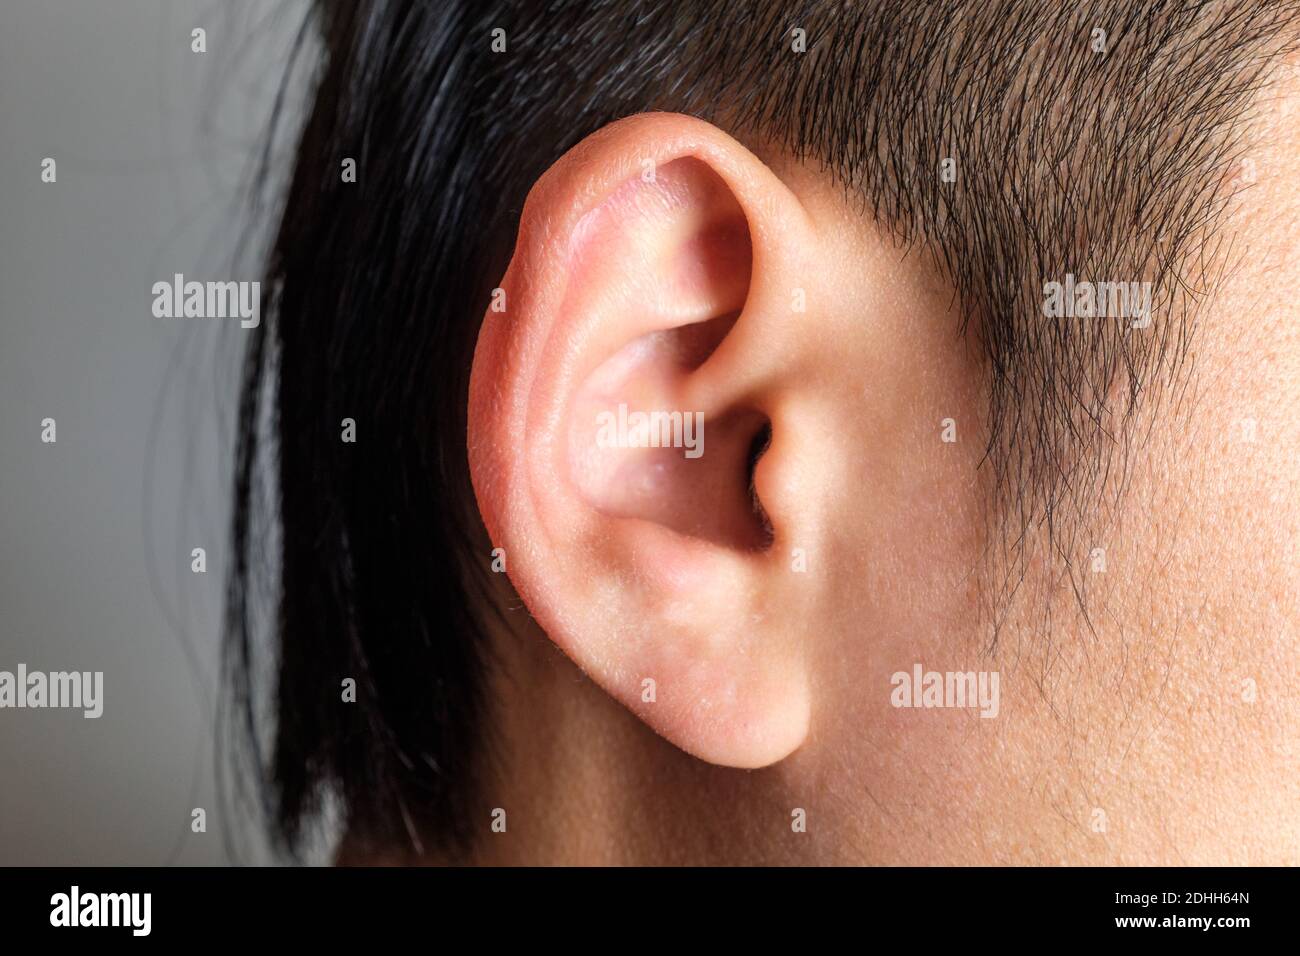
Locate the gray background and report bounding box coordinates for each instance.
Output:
[0,0,312,864]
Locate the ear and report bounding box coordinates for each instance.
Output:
[469,113,827,768]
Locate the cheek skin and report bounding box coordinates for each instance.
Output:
[751,159,1000,861]
[764,130,1300,864]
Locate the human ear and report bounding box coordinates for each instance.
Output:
[468,113,828,767]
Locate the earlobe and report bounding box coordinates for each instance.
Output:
[468,114,818,768]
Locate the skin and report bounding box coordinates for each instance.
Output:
[453,71,1300,865]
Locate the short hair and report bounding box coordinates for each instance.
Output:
[226,0,1300,858]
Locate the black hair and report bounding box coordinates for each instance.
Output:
[227,0,1300,860]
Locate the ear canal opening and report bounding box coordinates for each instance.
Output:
[571,326,777,552]
[746,420,775,548]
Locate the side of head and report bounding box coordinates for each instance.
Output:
[228,1,1300,863]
